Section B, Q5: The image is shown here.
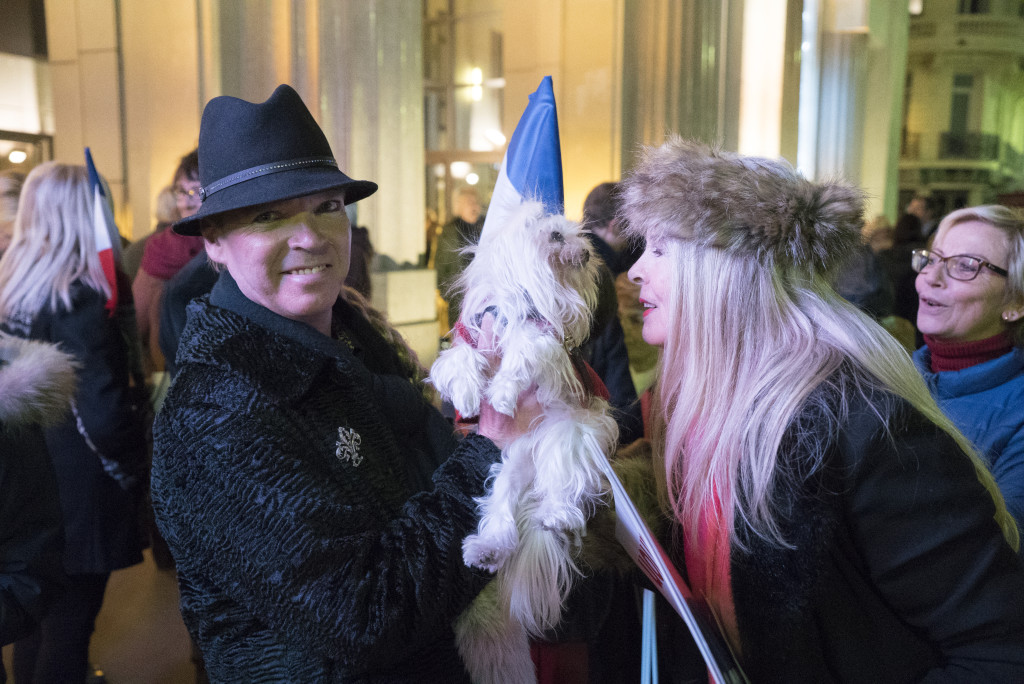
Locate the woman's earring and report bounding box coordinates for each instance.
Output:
[1003,311,1021,322]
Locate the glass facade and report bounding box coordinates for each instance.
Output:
[423,0,504,229]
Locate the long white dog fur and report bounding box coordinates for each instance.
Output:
[430,201,619,684]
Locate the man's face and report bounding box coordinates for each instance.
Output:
[203,190,351,335]
[455,191,481,224]
[908,198,930,222]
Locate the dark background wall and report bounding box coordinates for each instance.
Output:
[0,0,47,58]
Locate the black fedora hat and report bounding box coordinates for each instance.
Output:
[173,84,377,236]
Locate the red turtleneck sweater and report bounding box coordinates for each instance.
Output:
[924,332,1012,373]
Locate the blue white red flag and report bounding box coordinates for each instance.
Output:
[84,148,121,316]
[481,75,564,238]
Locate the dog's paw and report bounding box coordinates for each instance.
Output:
[463,533,516,572]
[533,501,581,532]
[485,376,521,417]
[450,382,482,418]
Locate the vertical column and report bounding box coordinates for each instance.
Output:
[319,0,425,267]
[120,2,202,239]
[620,0,739,164]
[44,0,126,226]
[859,1,909,220]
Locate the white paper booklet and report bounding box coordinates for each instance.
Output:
[598,457,750,684]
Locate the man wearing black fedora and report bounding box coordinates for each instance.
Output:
[150,84,538,682]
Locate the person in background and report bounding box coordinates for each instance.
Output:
[913,204,1024,543]
[435,185,485,326]
[132,150,203,373]
[907,193,939,240]
[0,162,148,684]
[833,225,922,352]
[578,181,642,446]
[862,214,894,254]
[0,171,25,259]
[581,181,641,277]
[123,185,179,281]
[151,84,540,682]
[618,138,1024,682]
[0,334,73,684]
[879,211,926,345]
[344,203,375,300]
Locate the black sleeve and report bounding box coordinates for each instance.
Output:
[841,404,1024,682]
[0,427,65,646]
[44,289,147,476]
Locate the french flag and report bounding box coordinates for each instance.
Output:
[85,148,121,317]
[481,75,564,239]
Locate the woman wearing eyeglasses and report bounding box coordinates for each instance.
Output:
[131,150,204,374]
[913,204,1024,543]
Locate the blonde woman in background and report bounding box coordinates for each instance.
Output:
[617,139,1024,682]
[0,162,147,683]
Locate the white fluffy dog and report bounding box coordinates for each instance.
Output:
[431,201,619,683]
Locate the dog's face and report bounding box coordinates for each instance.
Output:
[461,201,604,346]
[529,214,600,312]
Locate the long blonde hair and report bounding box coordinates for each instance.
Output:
[649,238,1018,551]
[618,138,1017,552]
[0,163,110,320]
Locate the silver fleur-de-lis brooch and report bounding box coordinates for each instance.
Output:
[335,425,363,466]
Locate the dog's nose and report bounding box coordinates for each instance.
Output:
[549,231,565,244]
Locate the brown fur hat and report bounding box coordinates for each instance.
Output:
[618,137,865,275]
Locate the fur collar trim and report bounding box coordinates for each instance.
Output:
[618,138,864,276]
[0,333,78,427]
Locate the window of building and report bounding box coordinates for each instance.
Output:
[423,0,505,239]
[0,131,51,174]
[950,73,973,138]
[945,73,974,158]
[957,0,990,14]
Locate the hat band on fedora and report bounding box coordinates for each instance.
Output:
[199,156,339,201]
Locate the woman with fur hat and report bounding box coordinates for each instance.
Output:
[0,162,148,682]
[619,138,1024,682]
[150,84,539,682]
[0,334,74,684]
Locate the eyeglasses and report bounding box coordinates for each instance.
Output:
[911,248,1009,282]
[174,186,201,200]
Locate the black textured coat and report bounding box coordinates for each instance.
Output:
[1,282,147,575]
[151,272,501,682]
[0,335,71,652]
[661,385,1024,683]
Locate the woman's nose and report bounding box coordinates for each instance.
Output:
[919,260,945,286]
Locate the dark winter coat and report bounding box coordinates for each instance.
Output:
[1,282,147,575]
[581,261,642,446]
[647,379,1024,683]
[151,271,501,683]
[914,345,1024,548]
[0,335,71,651]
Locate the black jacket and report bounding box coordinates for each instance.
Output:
[0,335,71,652]
[152,272,501,682]
[659,381,1024,683]
[1,283,147,575]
